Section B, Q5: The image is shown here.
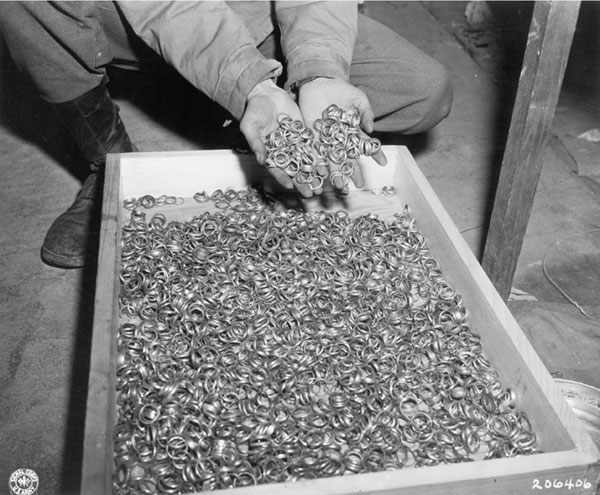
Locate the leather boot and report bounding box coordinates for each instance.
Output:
[41,83,136,268]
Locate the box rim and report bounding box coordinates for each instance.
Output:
[80,146,600,495]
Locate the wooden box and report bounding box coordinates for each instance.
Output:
[82,146,600,494]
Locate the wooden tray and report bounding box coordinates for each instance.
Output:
[81,146,600,494]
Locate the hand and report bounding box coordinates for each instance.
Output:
[298,78,387,191]
[240,79,315,197]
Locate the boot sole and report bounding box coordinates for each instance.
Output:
[41,245,85,269]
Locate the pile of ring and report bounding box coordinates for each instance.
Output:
[124,194,184,210]
[263,104,381,191]
[263,115,324,191]
[115,192,538,493]
[314,104,381,189]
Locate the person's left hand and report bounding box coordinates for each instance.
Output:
[298,77,387,191]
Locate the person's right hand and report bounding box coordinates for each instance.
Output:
[240,79,315,197]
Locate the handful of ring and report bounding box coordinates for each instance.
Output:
[263,104,381,192]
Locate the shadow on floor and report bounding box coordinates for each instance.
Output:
[58,257,97,495]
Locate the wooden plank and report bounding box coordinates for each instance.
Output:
[482,0,580,299]
[81,146,600,495]
[80,154,122,493]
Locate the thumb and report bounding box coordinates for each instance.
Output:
[240,121,266,164]
[249,137,266,165]
[355,97,374,134]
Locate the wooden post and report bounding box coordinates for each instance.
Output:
[481,0,580,300]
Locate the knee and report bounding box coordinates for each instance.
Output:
[406,62,453,134]
[371,59,453,135]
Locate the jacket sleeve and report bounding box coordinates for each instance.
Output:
[274,1,358,91]
[116,1,282,120]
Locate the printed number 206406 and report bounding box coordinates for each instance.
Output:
[532,478,593,490]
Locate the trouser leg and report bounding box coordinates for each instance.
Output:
[0,1,137,267]
[0,1,111,103]
[350,14,453,134]
[0,1,138,165]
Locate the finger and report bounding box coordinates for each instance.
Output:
[267,167,314,198]
[315,160,328,177]
[359,129,387,166]
[327,161,345,190]
[267,167,294,190]
[372,148,387,167]
[351,160,365,189]
[303,172,324,196]
[292,179,313,198]
[289,170,315,198]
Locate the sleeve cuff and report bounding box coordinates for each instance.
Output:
[214,47,283,120]
[284,47,350,92]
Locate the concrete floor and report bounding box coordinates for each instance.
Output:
[1,2,599,494]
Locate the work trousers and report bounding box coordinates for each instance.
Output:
[0,1,452,134]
